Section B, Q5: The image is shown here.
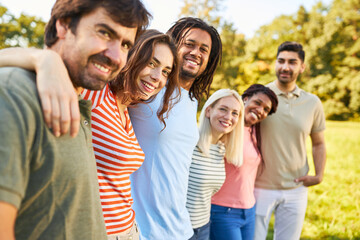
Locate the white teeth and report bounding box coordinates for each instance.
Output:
[187,59,198,66]
[250,112,258,119]
[94,63,110,73]
[143,81,155,90]
[220,121,230,127]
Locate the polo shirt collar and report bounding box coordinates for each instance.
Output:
[270,81,301,97]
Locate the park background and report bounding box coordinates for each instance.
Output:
[1,0,359,238]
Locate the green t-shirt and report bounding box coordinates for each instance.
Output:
[0,67,107,239]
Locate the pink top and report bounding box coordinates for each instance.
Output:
[211,126,260,209]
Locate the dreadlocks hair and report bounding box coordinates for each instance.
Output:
[167,17,222,101]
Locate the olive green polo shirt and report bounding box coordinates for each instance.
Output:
[0,67,107,239]
[256,81,326,190]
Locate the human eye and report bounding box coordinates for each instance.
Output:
[98,29,111,39]
[232,111,239,116]
[122,42,132,50]
[148,61,156,68]
[200,47,208,53]
[184,41,194,47]
[162,69,170,77]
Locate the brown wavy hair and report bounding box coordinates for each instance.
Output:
[44,0,151,47]
[109,29,180,128]
[167,17,222,101]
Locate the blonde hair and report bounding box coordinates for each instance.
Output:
[197,89,244,167]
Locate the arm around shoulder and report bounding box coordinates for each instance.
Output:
[310,130,326,184]
[0,47,79,137]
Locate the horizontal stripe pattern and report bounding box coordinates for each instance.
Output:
[82,86,145,234]
[186,143,226,228]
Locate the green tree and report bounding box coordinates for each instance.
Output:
[178,0,224,28]
[0,4,46,49]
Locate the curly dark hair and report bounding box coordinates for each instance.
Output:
[110,29,180,128]
[45,0,151,47]
[167,17,222,101]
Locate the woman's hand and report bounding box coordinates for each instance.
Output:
[0,47,80,137]
[35,49,80,137]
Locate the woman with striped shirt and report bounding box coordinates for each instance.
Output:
[186,89,245,240]
[1,29,180,240]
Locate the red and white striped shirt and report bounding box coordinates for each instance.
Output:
[82,85,145,234]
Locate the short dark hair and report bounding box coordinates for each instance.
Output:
[242,84,278,162]
[45,0,151,47]
[110,29,180,128]
[167,17,222,101]
[277,41,305,62]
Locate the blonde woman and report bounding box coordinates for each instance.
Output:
[186,89,244,240]
[210,84,278,240]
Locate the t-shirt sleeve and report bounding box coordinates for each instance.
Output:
[0,79,34,209]
[311,96,326,133]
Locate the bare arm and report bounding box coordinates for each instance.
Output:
[295,130,326,187]
[0,48,80,137]
[0,201,17,240]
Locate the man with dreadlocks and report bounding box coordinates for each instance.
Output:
[129,17,222,239]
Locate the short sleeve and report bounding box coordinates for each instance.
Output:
[0,70,37,209]
[312,97,326,133]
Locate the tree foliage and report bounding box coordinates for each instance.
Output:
[179,0,224,29]
[0,4,45,49]
[179,0,359,120]
[1,0,359,120]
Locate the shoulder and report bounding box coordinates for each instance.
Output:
[299,89,323,105]
[0,67,39,104]
[0,67,37,91]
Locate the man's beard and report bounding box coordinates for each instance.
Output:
[179,66,198,80]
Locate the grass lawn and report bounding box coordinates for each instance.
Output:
[266,121,360,240]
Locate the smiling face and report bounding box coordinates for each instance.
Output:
[177,28,212,90]
[243,93,272,127]
[136,43,174,100]
[275,51,305,89]
[206,95,242,143]
[57,7,137,91]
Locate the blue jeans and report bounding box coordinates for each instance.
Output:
[210,204,255,240]
[189,221,210,240]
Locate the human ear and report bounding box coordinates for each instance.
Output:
[55,18,71,39]
[243,96,248,105]
[300,62,306,73]
[205,107,211,118]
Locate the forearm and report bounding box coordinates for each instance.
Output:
[0,47,63,73]
[312,142,326,182]
[0,201,17,240]
[0,47,39,70]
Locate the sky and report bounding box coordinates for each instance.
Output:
[2,0,333,38]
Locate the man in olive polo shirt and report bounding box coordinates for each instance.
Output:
[0,0,149,239]
[254,41,326,240]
